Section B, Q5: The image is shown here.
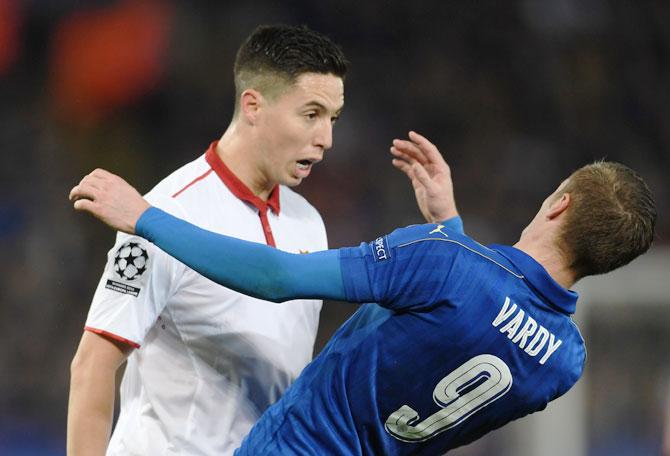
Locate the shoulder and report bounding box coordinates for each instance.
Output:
[348,222,495,270]
[563,319,587,386]
[146,154,210,198]
[370,223,518,279]
[144,154,212,217]
[386,223,496,258]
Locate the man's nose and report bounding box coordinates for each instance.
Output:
[314,120,333,151]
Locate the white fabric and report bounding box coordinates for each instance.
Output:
[85,153,327,455]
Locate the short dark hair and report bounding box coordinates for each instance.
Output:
[232,25,348,114]
[557,161,656,280]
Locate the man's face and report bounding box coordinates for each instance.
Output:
[256,72,344,187]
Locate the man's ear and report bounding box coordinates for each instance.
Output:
[547,193,571,220]
[240,89,262,125]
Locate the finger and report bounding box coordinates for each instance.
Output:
[408,131,434,145]
[392,159,422,187]
[392,158,414,176]
[89,168,116,180]
[392,140,428,165]
[77,175,107,194]
[408,131,447,166]
[69,182,99,202]
[411,162,435,191]
[76,169,117,195]
[394,159,429,193]
[85,170,116,188]
[390,146,419,165]
[73,198,97,213]
[69,185,80,202]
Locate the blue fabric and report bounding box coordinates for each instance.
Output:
[135,208,585,455]
[440,215,464,234]
[237,222,585,455]
[135,206,345,301]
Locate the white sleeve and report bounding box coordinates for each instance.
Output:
[85,194,187,347]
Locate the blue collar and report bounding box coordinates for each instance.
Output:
[489,244,578,315]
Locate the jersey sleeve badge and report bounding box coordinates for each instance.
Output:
[104,239,150,297]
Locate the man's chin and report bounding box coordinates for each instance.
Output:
[282,175,304,187]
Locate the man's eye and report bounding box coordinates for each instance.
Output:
[306,112,317,119]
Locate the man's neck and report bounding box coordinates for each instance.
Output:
[215,126,275,201]
[513,238,576,290]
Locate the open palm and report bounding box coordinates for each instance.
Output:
[390,131,458,223]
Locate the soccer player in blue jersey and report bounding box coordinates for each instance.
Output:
[70,135,656,455]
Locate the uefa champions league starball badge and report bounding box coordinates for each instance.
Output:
[113,241,149,281]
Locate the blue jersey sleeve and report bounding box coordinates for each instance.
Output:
[441,216,464,234]
[339,218,465,311]
[134,207,465,310]
[136,207,346,301]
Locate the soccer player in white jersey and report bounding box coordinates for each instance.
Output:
[66,25,351,455]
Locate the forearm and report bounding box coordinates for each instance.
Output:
[136,207,346,302]
[68,332,130,455]
[67,360,117,455]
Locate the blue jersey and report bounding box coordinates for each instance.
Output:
[134,208,585,454]
[235,223,585,455]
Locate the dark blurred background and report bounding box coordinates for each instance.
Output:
[0,1,668,455]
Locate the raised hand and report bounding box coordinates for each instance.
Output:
[69,168,150,234]
[390,131,459,223]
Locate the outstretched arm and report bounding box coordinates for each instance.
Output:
[70,169,346,302]
[136,207,345,301]
[391,131,460,225]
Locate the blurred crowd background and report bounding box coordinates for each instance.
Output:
[0,0,668,454]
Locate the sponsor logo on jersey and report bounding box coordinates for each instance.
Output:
[429,224,449,238]
[372,236,391,262]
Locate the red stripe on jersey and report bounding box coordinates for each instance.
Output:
[205,142,281,215]
[205,141,279,247]
[172,168,214,199]
[85,326,141,349]
[258,208,277,247]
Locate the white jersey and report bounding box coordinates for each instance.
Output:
[85,142,327,455]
